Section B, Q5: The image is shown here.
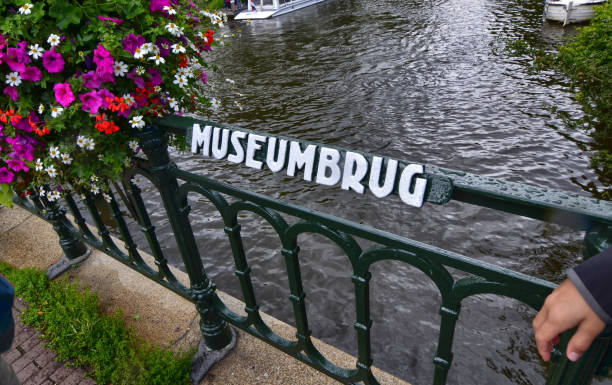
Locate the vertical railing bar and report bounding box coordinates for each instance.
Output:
[63,192,99,243]
[352,271,374,377]
[125,180,170,280]
[224,218,261,326]
[82,192,125,256]
[432,302,460,385]
[281,243,312,350]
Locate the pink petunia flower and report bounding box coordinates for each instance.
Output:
[42,49,65,73]
[97,16,124,25]
[3,86,18,101]
[53,83,75,107]
[0,34,6,50]
[82,71,102,89]
[7,159,29,173]
[5,46,31,73]
[79,91,104,114]
[150,0,171,12]
[0,167,15,183]
[147,68,163,86]
[20,66,42,82]
[122,33,146,55]
[127,71,145,89]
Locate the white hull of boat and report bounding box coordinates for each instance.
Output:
[544,0,605,25]
[235,0,328,19]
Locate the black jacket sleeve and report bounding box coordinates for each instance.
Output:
[567,246,612,325]
[0,275,15,353]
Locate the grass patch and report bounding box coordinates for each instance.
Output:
[0,262,194,385]
[203,0,226,10]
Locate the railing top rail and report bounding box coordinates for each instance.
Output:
[154,115,612,231]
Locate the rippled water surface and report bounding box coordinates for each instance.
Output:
[117,0,612,383]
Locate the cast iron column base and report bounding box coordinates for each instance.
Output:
[191,326,237,384]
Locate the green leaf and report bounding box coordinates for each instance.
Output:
[0,183,14,208]
[122,0,145,19]
[48,0,82,29]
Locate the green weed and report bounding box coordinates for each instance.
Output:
[0,262,193,385]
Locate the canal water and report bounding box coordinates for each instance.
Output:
[113,0,611,383]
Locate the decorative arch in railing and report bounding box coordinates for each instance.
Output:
[13,118,612,385]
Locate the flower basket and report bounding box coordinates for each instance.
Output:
[0,0,226,206]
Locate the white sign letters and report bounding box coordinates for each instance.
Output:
[191,124,428,208]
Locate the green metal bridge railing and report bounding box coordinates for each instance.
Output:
[14,115,612,384]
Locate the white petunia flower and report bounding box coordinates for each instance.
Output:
[129,115,145,129]
[123,94,135,106]
[173,75,188,88]
[133,47,146,59]
[113,61,128,77]
[171,43,186,54]
[5,72,21,87]
[49,146,60,159]
[38,104,45,114]
[50,106,63,118]
[47,34,61,47]
[128,141,139,151]
[103,193,112,203]
[168,97,179,110]
[211,98,221,110]
[140,43,153,54]
[51,191,61,201]
[76,135,86,148]
[90,185,100,195]
[18,3,33,14]
[38,186,45,196]
[150,44,160,55]
[163,5,177,15]
[45,165,57,178]
[85,138,95,151]
[148,54,165,65]
[135,66,146,75]
[90,175,99,183]
[28,44,44,60]
[61,153,72,165]
[153,85,162,93]
[164,23,183,37]
[35,158,44,171]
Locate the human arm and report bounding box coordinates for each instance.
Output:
[533,247,611,362]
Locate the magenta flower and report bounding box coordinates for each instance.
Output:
[0,34,6,50]
[53,83,75,107]
[97,88,114,104]
[150,0,171,12]
[6,135,37,161]
[42,49,65,73]
[79,91,104,114]
[0,167,15,183]
[147,68,163,86]
[5,46,31,73]
[97,16,124,25]
[7,159,29,173]
[3,86,18,102]
[93,44,111,65]
[200,71,207,84]
[122,33,146,55]
[127,71,145,89]
[20,66,42,82]
[82,71,102,89]
[156,37,171,57]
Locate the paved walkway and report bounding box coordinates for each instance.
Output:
[1,299,96,385]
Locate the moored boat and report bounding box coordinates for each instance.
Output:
[544,0,606,25]
[235,0,329,19]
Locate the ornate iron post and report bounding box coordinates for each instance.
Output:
[546,224,612,385]
[136,124,233,351]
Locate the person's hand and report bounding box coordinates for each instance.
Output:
[533,278,606,362]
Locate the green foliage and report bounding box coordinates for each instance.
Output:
[204,0,226,10]
[506,3,612,198]
[0,262,193,385]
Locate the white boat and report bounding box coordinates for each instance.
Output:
[544,0,606,25]
[235,0,328,19]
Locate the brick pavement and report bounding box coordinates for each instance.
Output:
[1,299,97,385]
